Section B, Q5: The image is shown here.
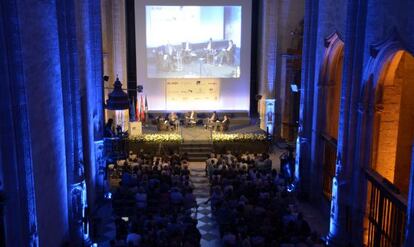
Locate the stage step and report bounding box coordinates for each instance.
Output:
[180,142,213,162]
[229,117,251,125]
[180,146,213,151]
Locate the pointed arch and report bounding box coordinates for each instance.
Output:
[357,29,414,247]
[316,31,345,200]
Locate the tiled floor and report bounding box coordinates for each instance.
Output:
[190,163,222,247]
[94,200,116,247]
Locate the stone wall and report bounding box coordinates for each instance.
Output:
[299,0,414,245]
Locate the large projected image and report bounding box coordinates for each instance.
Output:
[146,6,242,78]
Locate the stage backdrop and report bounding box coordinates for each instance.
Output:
[135,0,252,111]
[166,79,220,110]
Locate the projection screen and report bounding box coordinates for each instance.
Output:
[135,0,252,111]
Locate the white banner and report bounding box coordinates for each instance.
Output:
[166,79,220,110]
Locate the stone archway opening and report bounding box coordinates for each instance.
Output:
[364,50,414,247]
[371,50,414,196]
[320,36,344,200]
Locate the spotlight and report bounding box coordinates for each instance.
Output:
[287,183,296,192]
[290,84,299,93]
[104,192,112,200]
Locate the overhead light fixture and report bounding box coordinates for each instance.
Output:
[105,77,129,110]
[290,84,300,93]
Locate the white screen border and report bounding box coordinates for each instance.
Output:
[135,0,252,111]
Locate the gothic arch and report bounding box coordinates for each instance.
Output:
[360,30,414,180]
[318,31,344,138]
[357,30,414,246]
[319,31,345,87]
[315,31,345,200]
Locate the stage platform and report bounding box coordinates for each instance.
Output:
[147,111,252,126]
[103,120,269,162]
[142,122,266,142]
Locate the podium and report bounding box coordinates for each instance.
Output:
[129,121,142,136]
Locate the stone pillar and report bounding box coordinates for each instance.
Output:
[74,0,104,217]
[101,0,128,123]
[56,0,89,244]
[112,0,127,85]
[16,0,71,246]
[257,0,278,131]
[274,0,305,140]
[327,0,367,245]
[257,0,278,99]
[0,1,39,245]
[297,0,319,195]
[101,0,114,121]
[405,144,414,246]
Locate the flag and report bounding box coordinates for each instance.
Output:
[145,95,148,112]
[135,97,140,121]
[130,96,136,121]
[140,95,145,122]
[144,95,149,125]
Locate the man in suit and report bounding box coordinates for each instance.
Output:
[167,112,179,130]
[163,41,176,71]
[217,40,235,66]
[205,38,215,64]
[205,111,218,130]
[182,41,192,63]
[185,110,197,127]
[219,115,230,132]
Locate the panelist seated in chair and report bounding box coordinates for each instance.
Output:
[182,41,192,64]
[204,38,215,64]
[205,111,218,129]
[185,110,197,127]
[160,42,176,71]
[156,116,169,131]
[217,40,235,66]
[219,115,230,132]
[166,112,179,130]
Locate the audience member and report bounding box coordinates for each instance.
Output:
[110,150,200,246]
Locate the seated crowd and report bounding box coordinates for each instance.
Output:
[109,150,201,247]
[205,151,324,246]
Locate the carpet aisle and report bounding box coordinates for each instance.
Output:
[190,163,222,247]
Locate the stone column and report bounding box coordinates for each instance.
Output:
[74,0,104,220]
[56,0,90,244]
[0,1,39,245]
[297,0,319,195]
[257,0,278,131]
[0,1,38,246]
[112,0,127,85]
[257,0,278,99]
[327,0,368,245]
[101,0,128,123]
[405,144,414,246]
[16,0,71,246]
